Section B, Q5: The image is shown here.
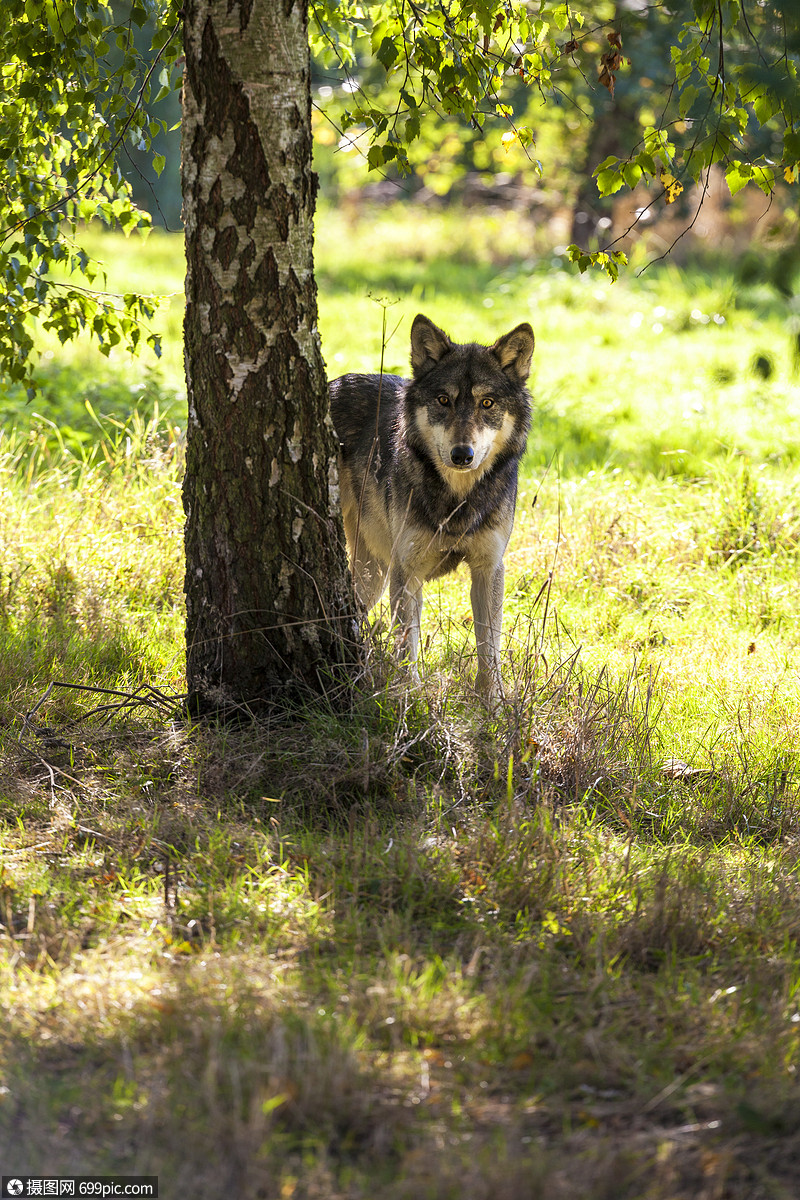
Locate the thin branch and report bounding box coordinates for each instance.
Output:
[23,680,184,732]
[641,169,713,270]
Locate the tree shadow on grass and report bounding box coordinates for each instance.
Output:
[0,967,403,1192]
[3,662,800,1196]
[3,922,800,1199]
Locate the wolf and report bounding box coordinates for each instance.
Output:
[329,313,534,700]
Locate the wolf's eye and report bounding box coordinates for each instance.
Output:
[437,394,450,406]
[481,397,495,408]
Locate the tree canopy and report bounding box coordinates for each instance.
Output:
[0,0,182,393]
[311,0,799,277]
[1,0,798,389]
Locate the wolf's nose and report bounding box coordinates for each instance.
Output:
[450,445,474,467]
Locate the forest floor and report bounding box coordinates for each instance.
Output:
[1,205,799,1197]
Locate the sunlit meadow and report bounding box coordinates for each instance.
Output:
[1,204,799,1197]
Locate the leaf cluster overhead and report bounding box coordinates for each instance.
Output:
[312,0,799,277]
[1,0,182,393]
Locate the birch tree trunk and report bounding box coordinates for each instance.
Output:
[181,0,358,713]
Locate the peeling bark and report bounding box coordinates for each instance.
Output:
[181,0,358,712]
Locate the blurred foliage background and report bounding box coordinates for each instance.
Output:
[112,1,800,269]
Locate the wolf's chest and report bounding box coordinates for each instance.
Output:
[391,520,468,583]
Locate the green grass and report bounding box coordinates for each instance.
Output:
[1,205,800,1197]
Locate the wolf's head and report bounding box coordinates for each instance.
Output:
[405,314,534,492]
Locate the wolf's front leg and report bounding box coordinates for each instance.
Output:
[389,566,424,682]
[470,561,505,703]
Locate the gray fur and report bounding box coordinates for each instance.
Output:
[330,313,534,700]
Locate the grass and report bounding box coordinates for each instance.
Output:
[1,203,800,1196]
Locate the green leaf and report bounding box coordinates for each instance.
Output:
[725,161,752,196]
[595,166,627,197]
[622,163,643,189]
[404,114,420,143]
[679,84,699,117]
[151,23,173,52]
[567,245,591,273]
[784,130,800,163]
[376,35,399,71]
[752,90,777,127]
[552,4,570,32]
[752,165,774,196]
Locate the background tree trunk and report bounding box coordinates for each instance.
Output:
[181,0,358,713]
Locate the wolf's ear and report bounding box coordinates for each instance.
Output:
[410,314,453,376]
[491,323,535,383]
